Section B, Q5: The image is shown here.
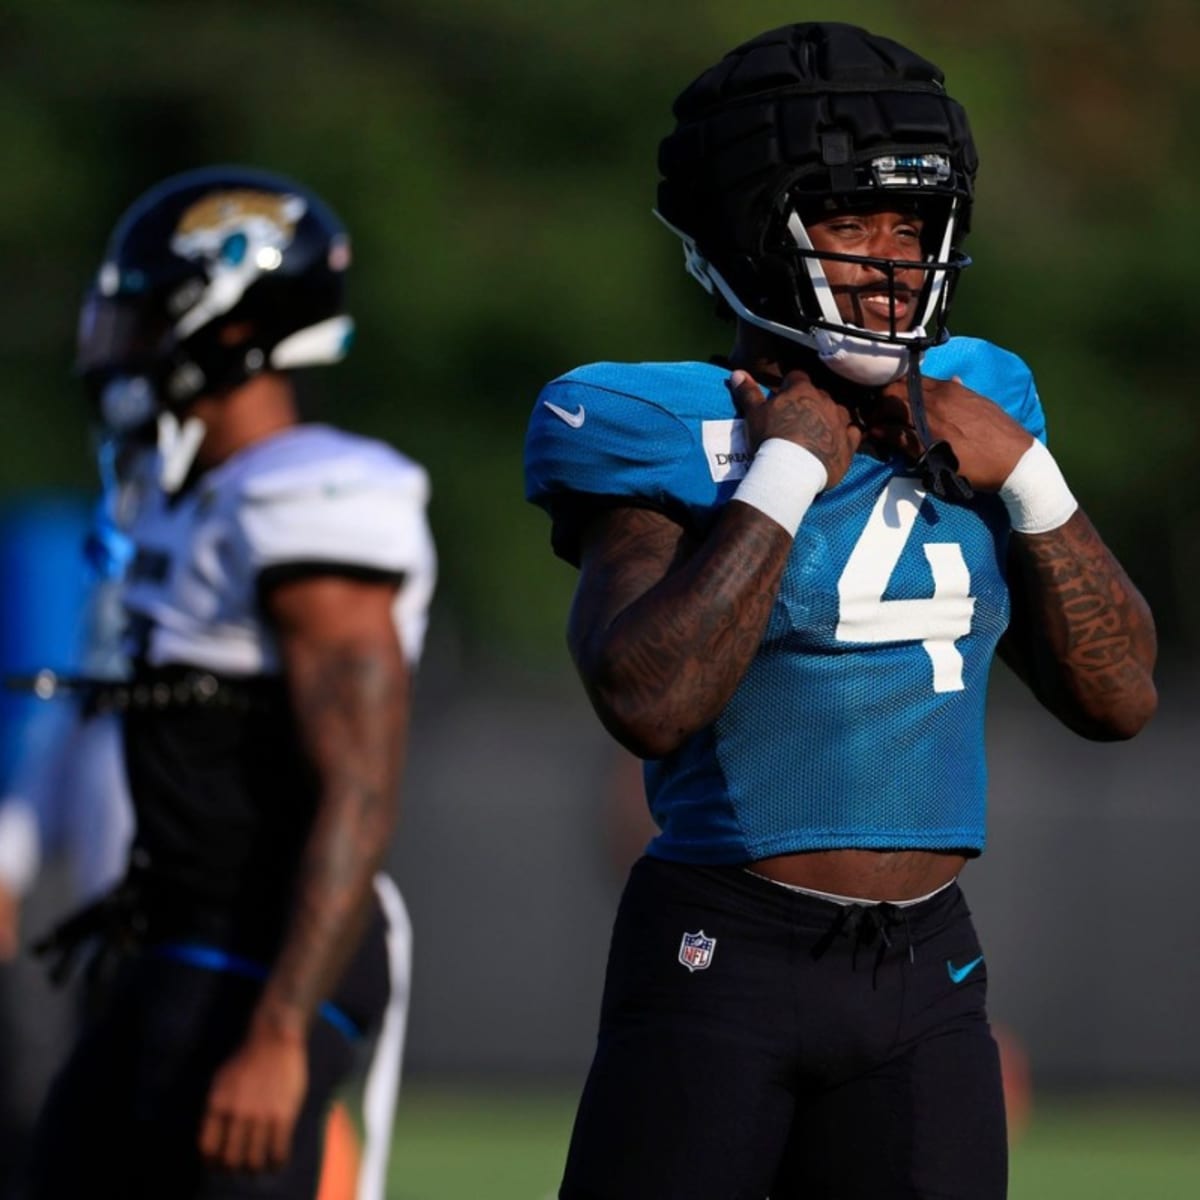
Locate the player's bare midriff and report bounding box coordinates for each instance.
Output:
[750,849,967,902]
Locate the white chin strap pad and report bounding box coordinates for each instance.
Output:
[157,411,207,493]
[814,328,914,386]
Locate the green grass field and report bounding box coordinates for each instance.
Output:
[1008,1099,1200,1200]
[386,1086,1200,1200]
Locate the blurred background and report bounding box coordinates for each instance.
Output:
[2,0,1198,1196]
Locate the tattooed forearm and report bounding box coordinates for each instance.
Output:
[255,639,409,1038]
[1005,509,1156,740]
[570,503,793,758]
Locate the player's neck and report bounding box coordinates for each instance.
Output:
[191,373,300,468]
[727,322,820,387]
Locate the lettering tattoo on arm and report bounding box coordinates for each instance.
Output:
[1001,509,1156,740]
[570,502,793,759]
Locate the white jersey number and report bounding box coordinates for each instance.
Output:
[835,477,975,692]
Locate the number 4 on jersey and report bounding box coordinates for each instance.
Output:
[835,477,975,692]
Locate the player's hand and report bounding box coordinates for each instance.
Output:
[198,1026,308,1173]
[869,375,1033,492]
[728,368,862,487]
[0,883,19,962]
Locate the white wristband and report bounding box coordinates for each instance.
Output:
[732,438,828,535]
[998,440,1078,534]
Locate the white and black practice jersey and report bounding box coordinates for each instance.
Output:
[123,422,435,673]
[117,423,436,952]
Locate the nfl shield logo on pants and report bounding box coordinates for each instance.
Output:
[678,929,717,972]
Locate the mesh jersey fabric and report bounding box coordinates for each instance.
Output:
[524,337,1046,861]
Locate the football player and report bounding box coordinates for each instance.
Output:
[29,166,433,1200]
[524,22,1156,1200]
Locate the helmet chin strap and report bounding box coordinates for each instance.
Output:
[903,355,973,502]
[157,410,207,493]
[97,374,207,494]
[654,210,919,388]
[653,210,819,351]
[811,328,912,387]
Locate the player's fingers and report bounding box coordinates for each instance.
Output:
[198,1106,231,1166]
[725,369,765,412]
[935,373,977,405]
[242,1116,273,1173]
[267,1112,295,1172]
[866,387,911,423]
[221,1115,257,1172]
[901,426,925,459]
[864,420,919,461]
[778,368,818,396]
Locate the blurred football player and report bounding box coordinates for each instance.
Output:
[29,166,434,1200]
[0,486,134,971]
[524,22,1156,1200]
[0,490,134,1199]
[0,407,150,966]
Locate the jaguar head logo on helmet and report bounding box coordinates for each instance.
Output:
[76,165,355,489]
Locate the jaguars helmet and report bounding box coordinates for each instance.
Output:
[77,165,354,435]
[656,22,978,386]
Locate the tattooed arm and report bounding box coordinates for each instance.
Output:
[999,511,1157,741]
[570,368,860,760]
[570,502,794,759]
[868,374,1157,741]
[199,574,409,1172]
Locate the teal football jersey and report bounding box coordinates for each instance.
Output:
[524,338,1047,862]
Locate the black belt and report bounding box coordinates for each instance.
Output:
[92,671,272,713]
[6,668,274,713]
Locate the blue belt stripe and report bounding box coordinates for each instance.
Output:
[152,941,363,1041]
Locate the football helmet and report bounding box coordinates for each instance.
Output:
[77,165,354,484]
[656,22,978,387]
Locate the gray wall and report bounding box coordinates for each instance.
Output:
[394,654,1200,1091]
[3,653,1195,1124]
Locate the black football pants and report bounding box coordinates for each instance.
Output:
[28,911,389,1200]
[560,856,1007,1200]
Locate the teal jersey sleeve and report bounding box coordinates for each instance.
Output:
[524,361,735,562]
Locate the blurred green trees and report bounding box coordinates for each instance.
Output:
[3,0,1196,659]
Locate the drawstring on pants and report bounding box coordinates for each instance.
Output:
[810,901,915,988]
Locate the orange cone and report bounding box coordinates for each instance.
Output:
[316,1100,361,1200]
[994,1023,1033,1146]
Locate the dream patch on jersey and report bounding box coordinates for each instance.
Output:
[701,418,752,482]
